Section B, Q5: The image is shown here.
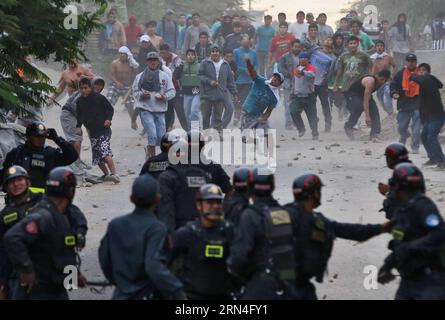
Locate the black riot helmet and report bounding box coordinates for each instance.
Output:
[384,143,410,169]
[292,173,324,200]
[248,167,275,196]
[196,183,224,201]
[160,132,180,153]
[2,165,29,189]
[45,167,77,198]
[389,163,425,193]
[26,122,47,137]
[233,167,251,192]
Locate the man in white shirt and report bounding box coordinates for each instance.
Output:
[289,11,308,40]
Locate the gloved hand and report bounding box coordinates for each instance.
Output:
[46,128,59,141]
[377,264,395,285]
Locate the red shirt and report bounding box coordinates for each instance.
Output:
[125,24,143,47]
[269,33,296,62]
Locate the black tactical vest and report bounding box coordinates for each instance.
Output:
[181,220,235,296]
[287,204,335,283]
[168,165,211,229]
[27,200,78,286]
[0,193,41,232]
[251,204,297,282]
[13,145,55,190]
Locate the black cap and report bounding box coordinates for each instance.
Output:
[26,122,47,137]
[405,53,417,61]
[132,174,159,204]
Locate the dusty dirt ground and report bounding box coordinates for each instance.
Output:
[36,64,445,300]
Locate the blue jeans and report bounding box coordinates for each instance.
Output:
[376,82,394,115]
[139,110,166,146]
[397,109,421,150]
[183,94,201,131]
[421,116,445,162]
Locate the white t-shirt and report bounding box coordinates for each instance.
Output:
[289,22,308,40]
[265,79,280,104]
[213,59,224,79]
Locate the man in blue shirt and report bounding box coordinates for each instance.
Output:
[240,58,284,132]
[256,15,275,78]
[233,35,258,126]
[98,174,186,300]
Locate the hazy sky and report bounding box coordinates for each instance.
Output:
[249,0,353,25]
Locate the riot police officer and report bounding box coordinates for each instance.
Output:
[99,174,186,300]
[4,167,87,300]
[384,143,411,170]
[379,143,412,219]
[223,168,251,225]
[0,166,41,299]
[377,163,445,300]
[171,184,237,300]
[188,130,233,195]
[157,138,212,233]
[285,173,392,300]
[1,122,78,193]
[227,168,297,299]
[0,166,87,300]
[139,132,179,179]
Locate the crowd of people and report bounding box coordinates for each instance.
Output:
[85,8,445,169]
[0,7,445,301]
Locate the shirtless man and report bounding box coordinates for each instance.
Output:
[48,61,94,104]
[106,46,140,128]
[145,21,163,51]
[371,40,397,115]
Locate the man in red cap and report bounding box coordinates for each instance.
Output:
[125,15,143,51]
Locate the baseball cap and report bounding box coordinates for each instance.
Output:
[299,51,311,59]
[272,72,285,82]
[210,44,221,51]
[140,35,151,43]
[129,15,137,21]
[166,9,174,15]
[405,53,417,61]
[147,51,160,60]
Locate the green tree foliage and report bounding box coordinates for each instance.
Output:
[0,0,107,116]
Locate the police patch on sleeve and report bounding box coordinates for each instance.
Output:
[25,221,39,235]
[425,213,440,227]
